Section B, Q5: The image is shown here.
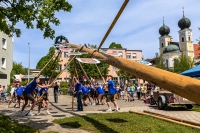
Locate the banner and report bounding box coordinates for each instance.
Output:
[76,58,100,64]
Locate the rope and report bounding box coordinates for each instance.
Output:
[95,64,105,83]
[97,0,129,51]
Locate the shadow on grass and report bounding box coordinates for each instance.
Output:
[106,118,128,123]
[82,116,118,133]
[60,121,81,128]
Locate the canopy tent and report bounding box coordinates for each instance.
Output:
[0,71,7,79]
[180,65,200,77]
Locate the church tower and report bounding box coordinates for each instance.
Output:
[159,18,172,54]
[178,8,194,59]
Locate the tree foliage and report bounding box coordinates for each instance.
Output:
[116,69,135,80]
[0,0,72,39]
[67,45,109,81]
[36,46,60,78]
[109,42,122,48]
[173,54,194,73]
[154,53,166,70]
[10,62,27,83]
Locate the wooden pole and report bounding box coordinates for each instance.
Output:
[95,64,106,83]
[77,61,92,84]
[63,42,200,104]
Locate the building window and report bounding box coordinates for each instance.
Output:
[182,37,184,42]
[1,57,6,69]
[64,78,69,82]
[188,37,191,41]
[64,52,68,58]
[2,38,6,49]
[126,53,131,59]
[58,64,62,71]
[132,53,137,59]
[161,43,164,47]
[166,59,168,68]
[59,52,62,58]
[118,52,123,58]
[119,77,125,83]
[112,77,118,84]
[112,66,117,71]
[57,78,62,82]
[168,42,170,45]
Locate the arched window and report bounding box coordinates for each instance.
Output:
[174,58,178,63]
[188,37,191,41]
[166,59,168,68]
[168,42,170,46]
[161,43,164,47]
[182,37,184,42]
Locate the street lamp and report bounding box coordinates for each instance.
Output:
[28,43,30,83]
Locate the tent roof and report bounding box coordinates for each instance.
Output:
[180,65,200,77]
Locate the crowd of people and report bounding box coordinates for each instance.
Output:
[0,75,160,116]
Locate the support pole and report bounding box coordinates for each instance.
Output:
[95,64,105,83]
[77,61,91,84]
[63,42,200,104]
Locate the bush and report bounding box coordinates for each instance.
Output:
[0,114,39,133]
[7,85,11,95]
[21,80,28,86]
[60,81,68,88]
[60,88,69,95]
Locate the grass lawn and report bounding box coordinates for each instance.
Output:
[0,114,39,133]
[192,105,200,112]
[54,112,200,133]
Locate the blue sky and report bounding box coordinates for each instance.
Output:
[14,0,200,68]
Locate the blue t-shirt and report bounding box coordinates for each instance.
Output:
[75,83,82,91]
[16,87,24,96]
[97,86,104,94]
[23,81,38,94]
[88,87,92,93]
[39,87,48,96]
[82,86,88,94]
[108,80,116,95]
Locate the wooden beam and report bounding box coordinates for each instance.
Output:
[64,42,200,104]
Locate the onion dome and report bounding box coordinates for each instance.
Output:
[159,18,170,36]
[178,9,191,30]
[163,45,180,53]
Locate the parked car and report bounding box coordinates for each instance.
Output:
[150,90,194,110]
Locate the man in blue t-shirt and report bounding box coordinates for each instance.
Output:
[105,75,119,111]
[14,85,25,108]
[82,84,89,106]
[21,77,52,116]
[74,77,83,111]
[96,84,104,105]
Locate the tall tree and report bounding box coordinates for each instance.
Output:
[0,0,72,39]
[154,53,166,70]
[109,42,122,48]
[36,46,60,78]
[173,54,194,73]
[10,62,27,83]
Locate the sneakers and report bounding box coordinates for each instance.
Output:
[27,111,34,116]
[47,110,51,115]
[20,111,24,116]
[106,109,112,112]
[36,112,41,116]
[6,105,9,108]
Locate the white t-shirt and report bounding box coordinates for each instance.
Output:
[10,87,15,95]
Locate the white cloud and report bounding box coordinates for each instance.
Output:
[13,0,200,68]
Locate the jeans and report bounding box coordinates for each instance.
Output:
[54,91,58,103]
[77,91,83,111]
[137,92,140,99]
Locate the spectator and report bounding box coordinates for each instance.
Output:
[54,82,59,103]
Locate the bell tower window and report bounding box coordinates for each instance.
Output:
[188,37,191,41]
[161,43,164,47]
[182,37,184,42]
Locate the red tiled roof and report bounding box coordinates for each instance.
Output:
[193,44,200,58]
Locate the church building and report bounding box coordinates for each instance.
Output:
[158,10,194,68]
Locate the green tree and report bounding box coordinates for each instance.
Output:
[36,46,60,79]
[154,53,166,70]
[173,54,194,73]
[116,69,135,81]
[67,45,109,81]
[10,62,27,83]
[0,0,72,39]
[109,42,122,48]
